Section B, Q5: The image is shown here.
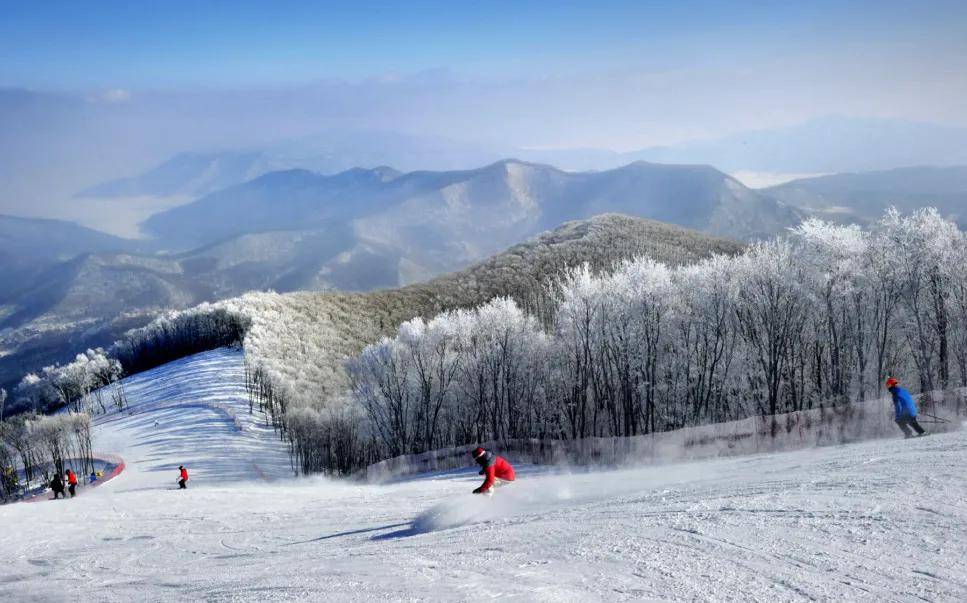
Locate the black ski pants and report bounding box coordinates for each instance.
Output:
[896,417,925,437]
[178,479,187,489]
[68,484,76,497]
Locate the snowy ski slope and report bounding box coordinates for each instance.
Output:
[92,347,295,490]
[1,349,965,601]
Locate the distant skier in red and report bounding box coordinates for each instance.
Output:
[65,469,78,497]
[471,447,515,495]
[177,465,189,489]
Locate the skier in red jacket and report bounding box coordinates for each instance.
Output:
[177,466,189,489]
[66,469,78,497]
[471,447,515,495]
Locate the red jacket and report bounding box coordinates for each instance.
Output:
[67,470,77,486]
[180,468,189,481]
[478,454,515,491]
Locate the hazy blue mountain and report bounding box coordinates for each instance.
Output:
[766,166,967,227]
[4,158,796,388]
[75,130,504,201]
[75,151,269,199]
[640,117,967,173]
[73,117,967,206]
[264,130,503,174]
[143,159,798,253]
[0,214,135,297]
[524,117,967,174]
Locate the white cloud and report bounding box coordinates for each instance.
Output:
[101,88,132,103]
[730,171,829,189]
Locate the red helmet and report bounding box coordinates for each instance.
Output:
[885,377,899,388]
[471,447,486,460]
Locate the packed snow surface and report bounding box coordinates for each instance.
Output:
[2,350,966,602]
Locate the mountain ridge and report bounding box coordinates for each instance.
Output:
[142,159,799,252]
[0,213,742,395]
[0,214,137,300]
[766,165,967,227]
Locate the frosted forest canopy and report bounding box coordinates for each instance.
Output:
[223,208,967,473]
[337,208,967,471]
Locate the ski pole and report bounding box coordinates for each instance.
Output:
[919,412,949,423]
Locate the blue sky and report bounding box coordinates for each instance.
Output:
[2,0,966,89]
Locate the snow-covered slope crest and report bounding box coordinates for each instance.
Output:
[91,346,294,489]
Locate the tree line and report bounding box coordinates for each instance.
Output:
[338,209,967,468]
[6,349,125,417]
[0,412,93,501]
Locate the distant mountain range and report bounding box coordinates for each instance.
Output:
[75,151,269,199]
[73,117,967,202]
[73,131,504,201]
[3,158,790,389]
[764,165,967,227]
[635,116,967,174]
[0,214,136,296]
[11,159,778,322]
[142,159,797,254]
[5,157,967,395]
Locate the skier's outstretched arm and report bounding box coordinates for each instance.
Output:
[474,466,495,493]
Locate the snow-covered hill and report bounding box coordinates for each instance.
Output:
[0,214,135,297]
[1,350,965,601]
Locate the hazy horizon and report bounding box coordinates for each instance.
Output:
[2,1,966,223]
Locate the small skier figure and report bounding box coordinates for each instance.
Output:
[177,465,189,489]
[886,377,927,438]
[66,469,78,497]
[471,447,515,495]
[50,473,66,500]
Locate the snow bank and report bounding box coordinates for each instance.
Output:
[365,390,964,483]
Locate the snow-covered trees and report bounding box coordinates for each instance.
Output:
[452,298,550,443]
[0,412,93,488]
[0,415,35,484]
[673,255,739,423]
[347,298,550,460]
[872,208,963,392]
[17,215,735,475]
[11,349,124,415]
[113,306,250,376]
[335,209,967,472]
[732,240,812,417]
[0,443,16,501]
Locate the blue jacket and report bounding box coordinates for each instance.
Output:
[889,386,918,419]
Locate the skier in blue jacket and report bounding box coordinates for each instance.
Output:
[886,377,926,438]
